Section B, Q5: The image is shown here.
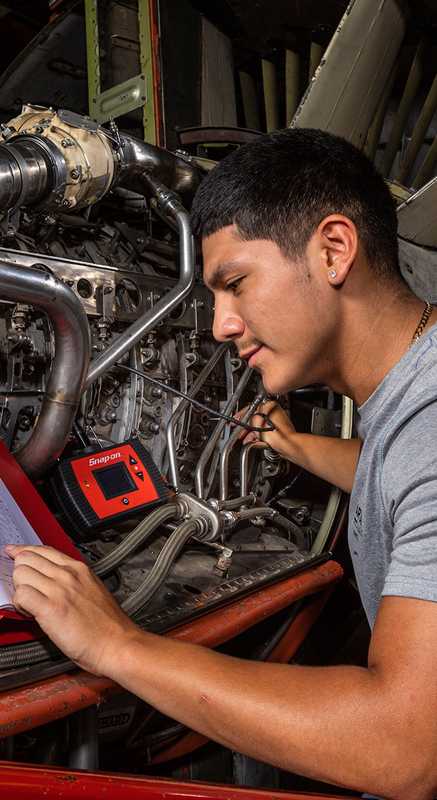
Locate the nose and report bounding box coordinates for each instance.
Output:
[212,298,245,342]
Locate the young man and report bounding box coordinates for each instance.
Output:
[7,129,437,800]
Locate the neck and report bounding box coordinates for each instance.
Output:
[324,281,436,406]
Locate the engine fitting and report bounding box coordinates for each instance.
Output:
[1,106,114,212]
[0,104,201,216]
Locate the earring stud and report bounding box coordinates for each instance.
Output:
[328,269,337,279]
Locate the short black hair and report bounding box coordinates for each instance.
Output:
[191,128,399,278]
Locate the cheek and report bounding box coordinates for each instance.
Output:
[244,283,290,329]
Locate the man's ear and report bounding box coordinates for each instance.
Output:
[317,214,358,286]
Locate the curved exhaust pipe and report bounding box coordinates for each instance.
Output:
[116,134,201,198]
[0,261,90,477]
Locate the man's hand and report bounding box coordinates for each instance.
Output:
[240,400,360,493]
[6,544,136,675]
[241,399,297,456]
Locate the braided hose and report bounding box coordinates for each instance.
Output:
[93,503,181,578]
[122,518,201,617]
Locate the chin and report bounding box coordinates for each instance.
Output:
[261,373,297,396]
[261,364,308,395]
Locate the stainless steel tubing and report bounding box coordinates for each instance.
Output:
[240,441,268,497]
[219,393,264,501]
[0,260,90,477]
[86,177,195,388]
[93,503,181,578]
[121,518,201,615]
[117,134,201,198]
[167,343,229,488]
[194,366,252,499]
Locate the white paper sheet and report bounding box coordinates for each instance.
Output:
[0,477,42,610]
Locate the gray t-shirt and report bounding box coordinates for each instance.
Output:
[349,321,437,628]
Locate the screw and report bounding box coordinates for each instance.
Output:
[70,168,80,179]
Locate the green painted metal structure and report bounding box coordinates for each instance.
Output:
[84,0,157,143]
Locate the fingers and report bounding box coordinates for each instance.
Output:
[9,548,79,594]
[237,400,279,440]
[13,583,50,618]
[5,544,77,568]
[8,546,91,621]
[12,562,57,598]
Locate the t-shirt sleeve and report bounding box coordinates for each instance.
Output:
[381,402,437,604]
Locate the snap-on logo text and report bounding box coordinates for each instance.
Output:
[89,452,121,467]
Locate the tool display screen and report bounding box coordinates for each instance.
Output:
[93,462,137,500]
[54,439,171,530]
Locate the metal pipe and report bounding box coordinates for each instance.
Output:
[116,133,201,198]
[240,441,268,497]
[0,260,90,477]
[398,72,437,186]
[166,343,229,488]
[194,366,252,499]
[382,39,426,178]
[85,178,195,388]
[219,393,264,501]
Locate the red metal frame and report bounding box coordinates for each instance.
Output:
[0,561,344,797]
[151,587,335,765]
[0,561,343,738]
[0,761,360,799]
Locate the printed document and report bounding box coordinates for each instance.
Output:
[0,477,42,610]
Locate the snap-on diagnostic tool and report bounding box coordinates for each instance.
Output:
[52,439,171,533]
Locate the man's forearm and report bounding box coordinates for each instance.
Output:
[107,629,421,799]
[282,434,361,493]
[9,547,436,799]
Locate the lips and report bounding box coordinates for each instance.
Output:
[240,345,262,366]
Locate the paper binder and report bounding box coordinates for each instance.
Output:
[0,440,82,646]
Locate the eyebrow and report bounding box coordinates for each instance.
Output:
[204,261,243,291]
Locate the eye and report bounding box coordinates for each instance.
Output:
[226,277,244,294]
